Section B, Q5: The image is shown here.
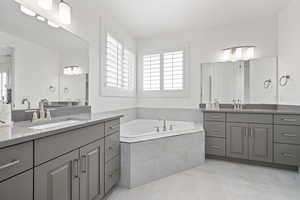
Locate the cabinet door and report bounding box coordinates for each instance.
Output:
[80,139,105,200]
[249,124,273,162]
[226,123,249,159]
[0,170,33,200]
[34,150,79,200]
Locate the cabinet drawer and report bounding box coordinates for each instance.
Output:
[204,112,226,122]
[105,132,120,162]
[0,170,33,200]
[227,113,273,124]
[0,142,33,182]
[35,123,104,165]
[204,121,225,138]
[105,119,120,136]
[275,115,300,125]
[275,125,300,145]
[205,137,226,156]
[105,156,120,193]
[274,143,300,166]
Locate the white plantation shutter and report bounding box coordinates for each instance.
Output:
[105,34,122,88]
[123,49,135,90]
[163,51,184,90]
[143,54,161,91]
[105,34,135,91]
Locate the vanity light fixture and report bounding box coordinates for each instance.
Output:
[20,5,36,17]
[47,20,60,28]
[17,2,60,29]
[222,46,255,62]
[64,66,82,75]
[59,0,71,25]
[38,0,53,10]
[36,15,46,22]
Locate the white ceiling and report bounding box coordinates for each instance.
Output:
[99,0,291,39]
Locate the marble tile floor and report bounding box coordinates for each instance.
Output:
[106,159,300,200]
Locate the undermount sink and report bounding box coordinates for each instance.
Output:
[29,120,81,130]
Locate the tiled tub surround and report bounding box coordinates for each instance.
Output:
[0,112,122,200]
[102,107,203,124]
[119,119,205,188]
[203,109,300,172]
[136,107,203,123]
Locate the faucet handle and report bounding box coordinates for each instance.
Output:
[46,109,52,121]
[154,126,160,132]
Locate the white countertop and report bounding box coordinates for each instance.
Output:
[0,112,123,148]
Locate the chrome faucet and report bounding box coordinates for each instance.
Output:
[21,98,31,109]
[39,99,48,111]
[38,99,49,120]
[31,99,52,122]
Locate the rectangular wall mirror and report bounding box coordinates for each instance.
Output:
[200,57,278,105]
[0,0,89,110]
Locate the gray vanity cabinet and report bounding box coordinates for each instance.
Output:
[204,112,226,156]
[0,170,33,200]
[105,156,120,193]
[274,115,300,166]
[34,149,80,200]
[0,118,121,200]
[248,124,273,162]
[226,123,273,162]
[204,110,300,169]
[79,139,105,200]
[226,123,249,159]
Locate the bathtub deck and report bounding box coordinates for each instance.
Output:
[107,159,300,200]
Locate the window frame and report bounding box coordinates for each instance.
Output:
[138,45,189,98]
[101,32,136,97]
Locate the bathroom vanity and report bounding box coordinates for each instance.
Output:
[203,109,300,171]
[0,113,121,200]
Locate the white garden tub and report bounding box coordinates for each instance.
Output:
[119,119,205,188]
[120,119,203,143]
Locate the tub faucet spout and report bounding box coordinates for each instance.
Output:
[163,119,167,131]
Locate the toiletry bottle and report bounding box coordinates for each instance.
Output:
[32,111,38,122]
[233,99,236,109]
[40,109,45,120]
[46,109,52,120]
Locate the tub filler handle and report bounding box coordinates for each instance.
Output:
[154,126,160,132]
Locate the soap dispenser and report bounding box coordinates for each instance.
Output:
[46,109,52,120]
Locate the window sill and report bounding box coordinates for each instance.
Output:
[138,90,187,98]
[101,87,136,98]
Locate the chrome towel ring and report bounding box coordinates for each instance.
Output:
[279,75,290,87]
[264,79,272,89]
